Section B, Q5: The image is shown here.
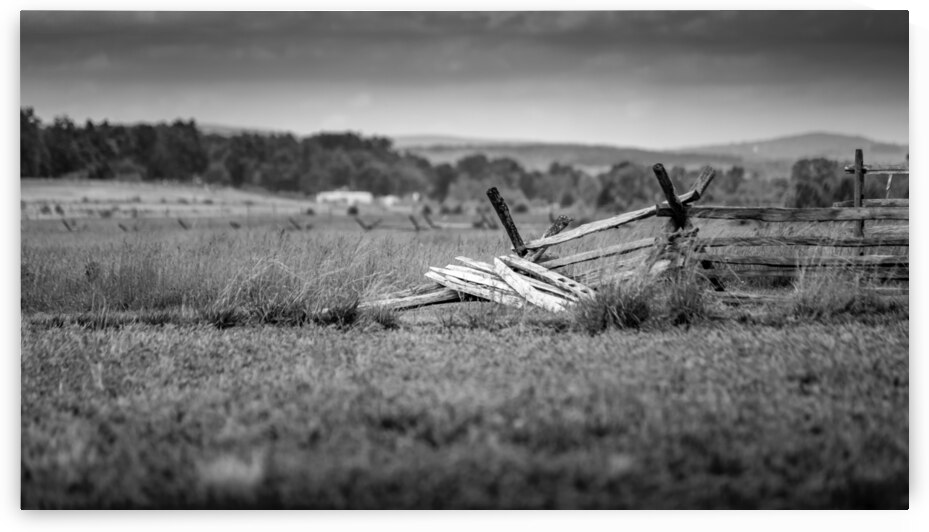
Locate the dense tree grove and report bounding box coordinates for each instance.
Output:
[783,157,903,207]
[21,107,798,209]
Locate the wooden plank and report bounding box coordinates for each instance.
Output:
[493,258,567,312]
[868,225,909,237]
[525,215,573,262]
[843,164,909,175]
[486,187,527,256]
[702,268,909,281]
[832,199,909,208]
[430,266,517,295]
[360,287,473,311]
[424,271,526,308]
[694,236,909,248]
[687,166,717,202]
[653,163,688,230]
[708,289,909,305]
[661,206,909,222]
[697,254,908,268]
[444,264,577,302]
[539,237,657,269]
[454,256,496,274]
[498,255,596,301]
[524,205,658,250]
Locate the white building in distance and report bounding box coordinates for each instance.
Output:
[315,190,374,206]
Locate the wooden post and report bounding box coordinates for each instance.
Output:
[525,215,572,263]
[854,148,865,237]
[486,187,527,256]
[653,163,689,231]
[653,163,724,292]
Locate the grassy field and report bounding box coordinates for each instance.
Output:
[20,181,909,509]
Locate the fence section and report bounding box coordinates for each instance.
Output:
[360,148,908,313]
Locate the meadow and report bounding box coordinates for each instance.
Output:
[20,180,908,509]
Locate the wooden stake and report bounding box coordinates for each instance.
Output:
[854,148,865,237]
[486,187,527,256]
[653,163,688,231]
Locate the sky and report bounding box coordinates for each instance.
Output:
[19,10,909,149]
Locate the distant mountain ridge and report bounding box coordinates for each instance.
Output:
[682,132,908,164]
[192,125,909,178]
[395,131,908,178]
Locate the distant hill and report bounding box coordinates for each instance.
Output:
[684,132,908,165]
[400,142,744,175]
[199,123,293,137]
[397,132,908,178]
[391,135,525,149]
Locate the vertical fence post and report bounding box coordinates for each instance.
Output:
[854,148,865,237]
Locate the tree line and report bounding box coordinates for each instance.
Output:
[22,107,879,210]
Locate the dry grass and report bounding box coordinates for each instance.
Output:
[20,201,909,509]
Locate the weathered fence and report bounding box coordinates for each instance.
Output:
[360,148,908,313]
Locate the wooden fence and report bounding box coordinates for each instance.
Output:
[360,148,908,313]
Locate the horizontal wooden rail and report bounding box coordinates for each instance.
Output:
[702,268,909,281]
[708,288,909,305]
[697,254,908,268]
[523,166,715,250]
[832,198,909,208]
[694,236,908,248]
[843,164,909,175]
[868,225,909,237]
[658,206,909,222]
[539,237,658,269]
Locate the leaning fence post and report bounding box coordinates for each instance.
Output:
[486,187,528,257]
[854,148,865,237]
[525,215,573,263]
[653,163,725,292]
[653,164,689,231]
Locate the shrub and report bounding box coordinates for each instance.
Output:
[573,281,651,334]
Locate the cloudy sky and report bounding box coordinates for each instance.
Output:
[20,11,908,149]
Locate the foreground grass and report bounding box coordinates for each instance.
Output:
[21,310,908,509]
[21,213,909,508]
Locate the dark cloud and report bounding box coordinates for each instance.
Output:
[19,11,908,147]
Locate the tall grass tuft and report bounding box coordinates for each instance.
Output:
[663,273,706,326]
[791,270,906,320]
[573,281,652,334]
